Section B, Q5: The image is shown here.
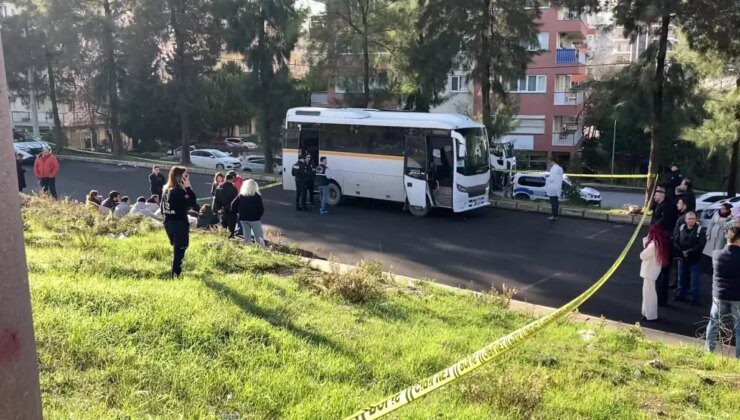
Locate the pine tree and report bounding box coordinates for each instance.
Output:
[217,0,303,172]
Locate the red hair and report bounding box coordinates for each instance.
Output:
[646,224,670,266]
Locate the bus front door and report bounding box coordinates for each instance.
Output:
[404,136,428,212]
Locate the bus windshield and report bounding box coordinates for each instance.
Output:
[456,128,489,176]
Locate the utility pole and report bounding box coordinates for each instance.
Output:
[0,30,43,420]
[611,116,617,175]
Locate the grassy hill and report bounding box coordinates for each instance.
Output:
[22,196,740,419]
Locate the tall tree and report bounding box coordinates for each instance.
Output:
[391,0,463,112]
[203,62,251,137]
[153,0,220,165]
[100,0,124,156]
[584,46,706,176]
[33,0,81,154]
[218,0,303,172]
[680,0,740,196]
[312,0,399,108]
[448,0,539,136]
[611,0,688,197]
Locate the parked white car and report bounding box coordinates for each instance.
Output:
[13,146,36,164]
[241,155,282,173]
[695,192,739,211]
[511,172,602,205]
[189,149,241,170]
[14,138,50,158]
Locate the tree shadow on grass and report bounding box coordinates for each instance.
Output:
[204,279,360,362]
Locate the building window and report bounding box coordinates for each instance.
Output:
[238,121,252,135]
[511,116,546,134]
[527,33,550,51]
[450,75,468,93]
[510,75,547,93]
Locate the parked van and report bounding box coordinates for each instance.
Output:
[511,172,601,205]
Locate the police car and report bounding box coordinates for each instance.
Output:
[511,172,602,205]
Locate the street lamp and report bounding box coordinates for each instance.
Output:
[611,102,626,175]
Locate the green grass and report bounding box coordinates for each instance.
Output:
[23,197,740,419]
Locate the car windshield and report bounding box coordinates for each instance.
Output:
[210,150,229,158]
[456,128,489,176]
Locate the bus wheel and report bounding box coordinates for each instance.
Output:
[408,201,430,217]
[513,193,530,200]
[327,182,343,206]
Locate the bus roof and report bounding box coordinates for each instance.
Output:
[286,107,484,131]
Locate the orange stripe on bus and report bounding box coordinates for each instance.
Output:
[283,149,403,161]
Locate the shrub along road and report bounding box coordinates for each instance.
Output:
[49,160,714,338]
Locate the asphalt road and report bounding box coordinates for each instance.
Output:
[36,160,715,337]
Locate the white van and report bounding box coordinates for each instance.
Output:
[511,172,601,205]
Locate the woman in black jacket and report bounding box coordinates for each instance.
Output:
[161,166,197,277]
[230,179,265,245]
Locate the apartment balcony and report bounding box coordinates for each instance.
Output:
[553,90,584,106]
[11,111,54,127]
[552,129,583,147]
[556,49,587,64]
[556,9,590,36]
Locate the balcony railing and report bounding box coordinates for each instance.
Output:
[11,111,54,125]
[552,130,583,147]
[558,9,585,21]
[556,49,586,64]
[553,90,584,106]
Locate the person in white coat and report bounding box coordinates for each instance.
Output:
[640,224,671,321]
[546,157,564,221]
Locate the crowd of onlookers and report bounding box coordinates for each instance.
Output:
[642,164,740,358]
[15,149,739,357]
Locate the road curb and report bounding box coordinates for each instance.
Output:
[490,198,641,225]
[57,154,282,183]
[300,257,721,351]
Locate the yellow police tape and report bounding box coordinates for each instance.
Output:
[492,169,650,179]
[344,176,658,420]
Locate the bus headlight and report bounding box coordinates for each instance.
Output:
[456,185,468,193]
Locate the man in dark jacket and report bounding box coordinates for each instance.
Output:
[666,164,683,198]
[16,153,26,192]
[292,154,310,211]
[651,185,677,305]
[101,190,121,211]
[149,165,166,199]
[672,197,689,237]
[676,179,696,212]
[705,226,740,359]
[673,211,707,305]
[212,172,239,237]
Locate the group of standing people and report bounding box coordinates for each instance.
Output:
[154,165,266,278]
[640,164,740,358]
[16,147,60,199]
[291,153,331,215]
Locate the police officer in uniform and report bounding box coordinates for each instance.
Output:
[292,153,310,210]
[305,154,317,207]
[315,157,331,215]
[161,166,197,277]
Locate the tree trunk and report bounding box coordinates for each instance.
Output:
[479,0,494,133]
[0,30,43,420]
[170,1,190,165]
[180,109,190,165]
[103,0,123,157]
[44,42,64,154]
[645,13,671,204]
[361,8,371,108]
[89,122,99,151]
[728,76,740,196]
[28,68,39,137]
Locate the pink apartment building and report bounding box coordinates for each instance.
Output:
[473,5,594,168]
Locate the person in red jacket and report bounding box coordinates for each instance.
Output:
[33,147,59,199]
